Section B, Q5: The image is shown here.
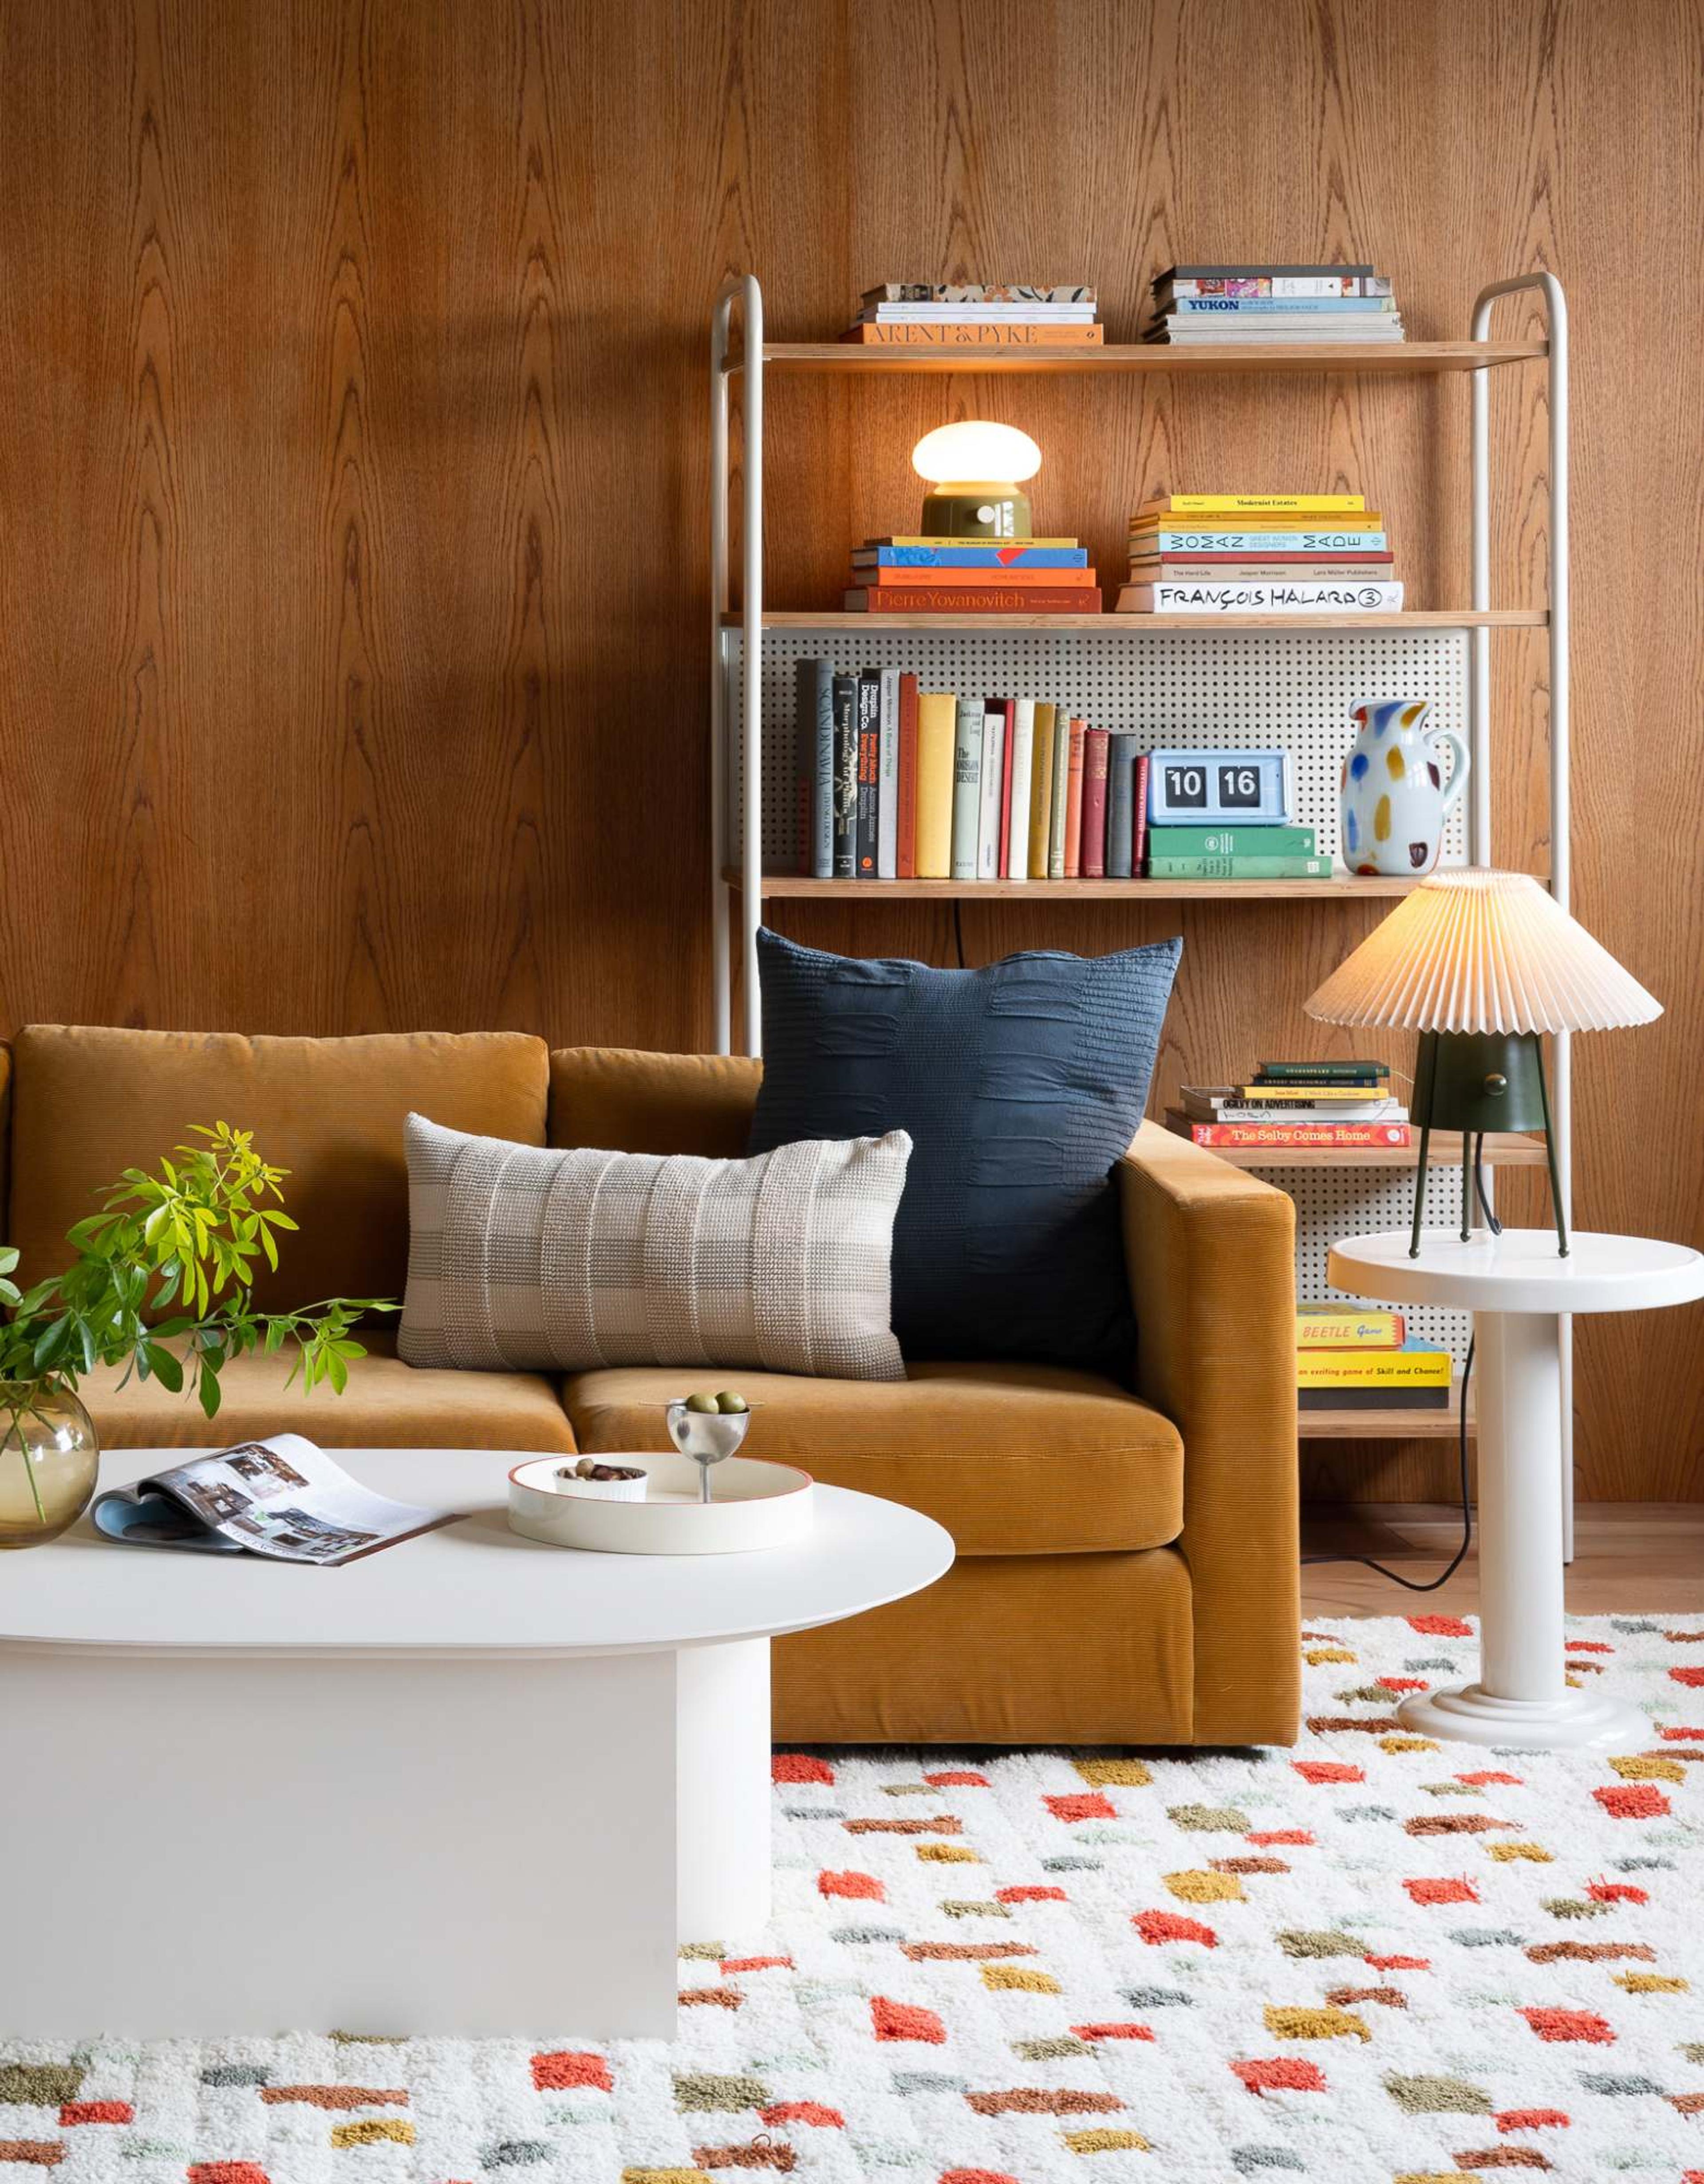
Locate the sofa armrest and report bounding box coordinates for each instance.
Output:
[1118,1120,1299,1744]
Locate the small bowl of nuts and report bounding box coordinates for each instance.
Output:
[553,1456,649,1503]
[666,1390,754,1502]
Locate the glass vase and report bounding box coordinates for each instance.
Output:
[0,1382,99,1547]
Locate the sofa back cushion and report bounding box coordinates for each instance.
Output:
[7,1027,548,1313]
[549,1047,761,1157]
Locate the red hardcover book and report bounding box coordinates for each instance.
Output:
[991,697,1015,877]
[1133,753,1151,874]
[843,586,1102,614]
[1063,720,1087,878]
[1081,728,1110,878]
[1172,1117,1413,1151]
[896,673,919,878]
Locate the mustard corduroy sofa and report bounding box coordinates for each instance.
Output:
[0,1026,1301,1746]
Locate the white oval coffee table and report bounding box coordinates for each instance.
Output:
[1329,1229,1704,1750]
[0,1448,953,2039]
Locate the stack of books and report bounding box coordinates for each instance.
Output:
[1168,1059,1409,1149]
[793,667,1148,880]
[1296,1306,1452,1414]
[1117,493,1400,615]
[1142,263,1405,346]
[843,537,1101,618]
[843,283,1103,348]
[1145,818,1329,882]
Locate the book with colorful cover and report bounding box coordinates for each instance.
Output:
[896,673,919,879]
[884,535,1082,549]
[1063,721,1086,878]
[1164,295,1397,316]
[854,544,1090,569]
[1136,494,1367,514]
[863,284,1097,305]
[1169,1116,1412,1152]
[1130,521,1385,539]
[914,691,957,878]
[859,565,1099,589]
[845,586,1100,614]
[1235,1081,1398,1102]
[1148,824,1317,857]
[855,670,881,877]
[1297,1343,1452,1389]
[1132,754,1151,874]
[1160,275,1392,299]
[1156,264,1375,279]
[1297,1307,1408,1350]
[1081,728,1110,878]
[841,322,1105,346]
[1147,853,1333,879]
[831,671,859,879]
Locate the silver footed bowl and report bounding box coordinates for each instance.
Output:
[664,1401,753,1502]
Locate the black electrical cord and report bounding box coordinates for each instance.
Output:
[1301,1132,1501,1592]
[951,900,967,968]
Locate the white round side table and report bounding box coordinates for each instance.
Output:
[1328,1228,1704,1751]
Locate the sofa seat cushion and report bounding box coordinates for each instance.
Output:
[77,1332,574,1454]
[562,1361,1183,1555]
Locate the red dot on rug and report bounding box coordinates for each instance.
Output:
[1521,2007,1615,2044]
[1587,1882,1647,1905]
[1458,1771,1523,1786]
[1366,1953,1430,1971]
[760,2102,844,2129]
[773,1754,835,1784]
[1294,1761,1364,1784]
[530,2052,611,2092]
[1044,1792,1115,1821]
[1250,1830,1314,1847]
[1408,1613,1473,1636]
[1231,2058,1327,2096]
[818,1869,884,1900]
[188,2168,270,2184]
[1404,1877,1477,1905]
[1072,2023,1155,2042]
[1668,1666,1704,1687]
[1496,2109,1571,2133]
[1133,1910,1217,1948]
[996,1885,1067,1904]
[940,2171,1018,2184]
[1377,1676,1428,1692]
[872,1996,946,2043]
[60,2105,132,2126]
[1593,1783,1671,1818]
[925,1771,990,1787]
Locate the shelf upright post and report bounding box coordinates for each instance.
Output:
[1472,272,1570,1554]
[709,275,765,1057]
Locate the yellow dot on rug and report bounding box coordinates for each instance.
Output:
[1262,2004,1370,2043]
[981,1963,1061,1993]
[1305,1646,1357,1665]
[330,2120,414,2148]
[1164,1869,1244,1904]
[1615,1971,1688,1993]
[1062,2127,1150,2154]
[1485,1842,1554,1863]
[623,2172,712,2184]
[1380,1735,1440,1753]
[1609,1754,1685,1782]
[1075,1759,1152,1788]
[917,1842,979,1862]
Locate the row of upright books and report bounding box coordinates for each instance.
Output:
[793,665,1155,881]
[844,283,1103,348]
[1296,1307,1451,1413]
[1143,263,1406,347]
[1168,1059,1410,1150]
[1116,494,1402,615]
[844,535,1100,618]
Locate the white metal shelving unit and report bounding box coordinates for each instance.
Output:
[710,272,1573,1543]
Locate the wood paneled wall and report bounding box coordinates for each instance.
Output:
[1,0,1699,1498]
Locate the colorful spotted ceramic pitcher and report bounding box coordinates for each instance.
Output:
[1339,698,1469,876]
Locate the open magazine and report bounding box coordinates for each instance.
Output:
[91,1433,456,1564]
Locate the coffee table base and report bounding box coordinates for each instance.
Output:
[5,1637,773,2039]
[1397,1683,1647,1751]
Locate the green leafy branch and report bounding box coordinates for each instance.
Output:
[0,1121,396,1435]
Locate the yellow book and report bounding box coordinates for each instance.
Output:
[1028,704,1057,877]
[1235,1083,1390,1102]
[1296,1308,1406,1349]
[1296,1348,1452,1388]
[1130,514,1383,533]
[883,536,1082,549]
[1135,494,1366,514]
[915,692,958,878]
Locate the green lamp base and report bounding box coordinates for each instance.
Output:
[1408,1028,1568,1259]
[919,484,1033,540]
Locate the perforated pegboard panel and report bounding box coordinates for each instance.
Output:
[1256,1163,1475,1365]
[723,626,1469,871]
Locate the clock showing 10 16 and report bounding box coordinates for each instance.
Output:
[1146,749,1294,824]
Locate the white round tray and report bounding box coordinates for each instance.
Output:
[508,1452,815,1555]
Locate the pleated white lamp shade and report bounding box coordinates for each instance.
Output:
[1304,868,1662,1035]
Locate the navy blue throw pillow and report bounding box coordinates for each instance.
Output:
[747,928,1182,1379]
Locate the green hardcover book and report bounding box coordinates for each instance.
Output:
[1146,853,1333,880]
[1146,823,1316,858]
[1258,1059,1391,1082]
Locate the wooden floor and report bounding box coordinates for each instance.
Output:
[1300,1503,1704,1618]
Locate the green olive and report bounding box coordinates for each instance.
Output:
[715,1390,749,1415]
[685,1392,720,1415]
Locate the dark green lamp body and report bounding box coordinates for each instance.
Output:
[919,484,1033,540]
[1409,1028,1567,1257]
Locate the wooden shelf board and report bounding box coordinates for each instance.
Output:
[1169,1127,1547,1169]
[1299,1379,1472,1440]
[723,868,1420,903]
[722,610,1547,633]
[729,340,1545,376]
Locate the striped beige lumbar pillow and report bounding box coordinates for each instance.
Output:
[399,1113,911,1380]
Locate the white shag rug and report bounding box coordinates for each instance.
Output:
[4,1613,1703,2183]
